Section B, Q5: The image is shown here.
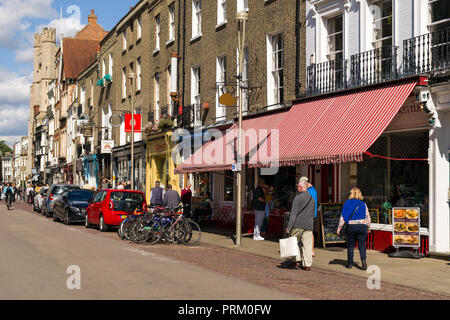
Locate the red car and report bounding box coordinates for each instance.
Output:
[85,189,148,232]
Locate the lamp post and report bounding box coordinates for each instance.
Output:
[128,72,136,190]
[236,11,248,247]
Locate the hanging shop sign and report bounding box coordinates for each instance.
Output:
[392,207,421,248]
[124,114,142,133]
[82,125,93,138]
[320,203,346,246]
[101,140,115,154]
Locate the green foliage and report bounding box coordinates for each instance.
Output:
[0,141,12,156]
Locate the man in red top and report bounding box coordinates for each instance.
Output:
[181,184,192,218]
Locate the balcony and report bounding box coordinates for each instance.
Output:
[403,27,450,77]
[181,105,202,129]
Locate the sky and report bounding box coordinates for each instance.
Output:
[0,0,139,147]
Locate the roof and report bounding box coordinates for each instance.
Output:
[62,38,99,79]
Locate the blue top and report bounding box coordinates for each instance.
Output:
[342,199,366,222]
[307,186,318,218]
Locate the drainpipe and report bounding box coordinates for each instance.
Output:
[295,0,301,98]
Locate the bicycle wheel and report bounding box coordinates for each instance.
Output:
[180,219,201,246]
[141,218,163,245]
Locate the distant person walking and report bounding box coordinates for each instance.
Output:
[252,179,266,241]
[280,179,315,270]
[337,187,371,270]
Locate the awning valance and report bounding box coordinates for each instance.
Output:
[248,80,420,168]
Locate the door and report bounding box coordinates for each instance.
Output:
[321,164,336,203]
[90,191,105,224]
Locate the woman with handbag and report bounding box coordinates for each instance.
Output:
[337,187,371,270]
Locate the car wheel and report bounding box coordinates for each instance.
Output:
[64,209,70,225]
[99,215,108,232]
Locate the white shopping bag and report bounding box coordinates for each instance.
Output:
[279,237,300,258]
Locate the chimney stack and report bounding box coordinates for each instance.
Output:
[88,9,97,25]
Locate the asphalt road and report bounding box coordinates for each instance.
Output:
[1,201,448,300]
[0,202,297,300]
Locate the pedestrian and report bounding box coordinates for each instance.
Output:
[181,184,193,218]
[125,180,132,190]
[280,179,315,270]
[299,177,318,257]
[337,187,371,270]
[26,184,34,206]
[252,179,266,241]
[261,185,274,238]
[117,181,125,190]
[102,178,111,190]
[150,181,164,206]
[163,184,181,208]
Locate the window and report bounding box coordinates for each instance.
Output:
[224,171,234,202]
[123,30,127,51]
[122,67,126,99]
[217,0,227,25]
[137,16,142,40]
[109,52,113,78]
[137,57,142,91]
[267,33,284,108]
[370,0,393,48]
[167,66,174,116]
[237,0,248,13]
[102,59,106,78]
[192,0,202,38]
[169,3,176,41]
[191,67,201,126]
[327,15,343,61]
[216,56,227,121]
[429,0,450,31]
[155,73,160,122]
[155,15,161,51]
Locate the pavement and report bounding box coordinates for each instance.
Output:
[199,226,450,297]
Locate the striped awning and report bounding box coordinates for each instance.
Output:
[248,80,419,168]
[174,111,288,174]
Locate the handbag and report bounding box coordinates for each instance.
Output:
[279,236,301,259]
[340,201,363,239]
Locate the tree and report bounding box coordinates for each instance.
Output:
[0,141,12,156]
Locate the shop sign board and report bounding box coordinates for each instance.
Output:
[101,140,114,154]
[320,203,346,246]
[82,125,93,138]
[369,209,379,224]
[392,207,421,248]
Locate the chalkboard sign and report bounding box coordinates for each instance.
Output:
[369,209,379,224]
[320,203,345,246]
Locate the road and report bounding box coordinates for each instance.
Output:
[0,202,297,300]
[1,201,448,300]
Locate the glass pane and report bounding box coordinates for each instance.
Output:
[431,0,450,24]
[224,171,234,201]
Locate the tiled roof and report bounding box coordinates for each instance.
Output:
[63,38,99,79]
[75,10,108,42]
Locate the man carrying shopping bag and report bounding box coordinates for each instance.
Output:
[279,179,315,270]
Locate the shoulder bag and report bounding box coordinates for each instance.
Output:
[339,201,363,239]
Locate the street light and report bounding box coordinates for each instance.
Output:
[236,11,248,247]
[128,72,136,190]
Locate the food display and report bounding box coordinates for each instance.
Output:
[392,207,421,248]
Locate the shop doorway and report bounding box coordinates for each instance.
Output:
[321,164,336,203]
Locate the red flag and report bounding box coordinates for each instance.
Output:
[124,114,142,133]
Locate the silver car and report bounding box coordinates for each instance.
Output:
[33,188,48,213]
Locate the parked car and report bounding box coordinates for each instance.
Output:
[33,187,48,213]
[85,189,148,232]
[53,189,95,225]
[42,184,81,217]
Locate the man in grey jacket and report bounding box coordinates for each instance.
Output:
[281,179,315,270]
[163,184,181,208]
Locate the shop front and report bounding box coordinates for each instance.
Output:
[112,141,146,192]
[146,131,180,200]
[81,156,98,189]
[248,78,440,254]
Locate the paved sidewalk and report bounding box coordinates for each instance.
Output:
[200,226,450,297]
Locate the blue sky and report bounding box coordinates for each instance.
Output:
[0,0,138,147]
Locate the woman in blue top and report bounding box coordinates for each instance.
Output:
[337,187,371,270]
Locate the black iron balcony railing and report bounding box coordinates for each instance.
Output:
[307,59,348,95]
[181,104,202,128]
[403,27,450,76]
[350,46,398,87]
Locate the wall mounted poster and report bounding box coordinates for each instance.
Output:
[320,203,345,247]
[392,207,421,248]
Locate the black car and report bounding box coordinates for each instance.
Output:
[53,189,95,225]
[43,184,81,217]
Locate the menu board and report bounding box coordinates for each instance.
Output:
[392,207,421,248]
[369,209,379,224]
[320,203,345,246]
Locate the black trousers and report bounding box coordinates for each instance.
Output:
[346,224,368,263]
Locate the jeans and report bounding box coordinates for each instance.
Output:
[254,210,265,237]
[346,224,368,264]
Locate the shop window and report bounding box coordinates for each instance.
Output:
[223,171,234,202]
[357,131,429,227]
[260,167,297,211]
[194,172,211,197]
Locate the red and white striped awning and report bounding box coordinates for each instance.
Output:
[248,80,419,168]
[175,111,288,174]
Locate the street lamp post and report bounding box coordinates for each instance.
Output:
[128,72,136,190]
[236,11,248,247]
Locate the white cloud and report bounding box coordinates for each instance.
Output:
[0,136,23,148]
[15,47,34,62]
[0,68,31,106]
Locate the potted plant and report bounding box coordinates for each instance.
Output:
[157,115,175,130]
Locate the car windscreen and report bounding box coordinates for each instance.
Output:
[68,190,94,202]
[110,192,145,213]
